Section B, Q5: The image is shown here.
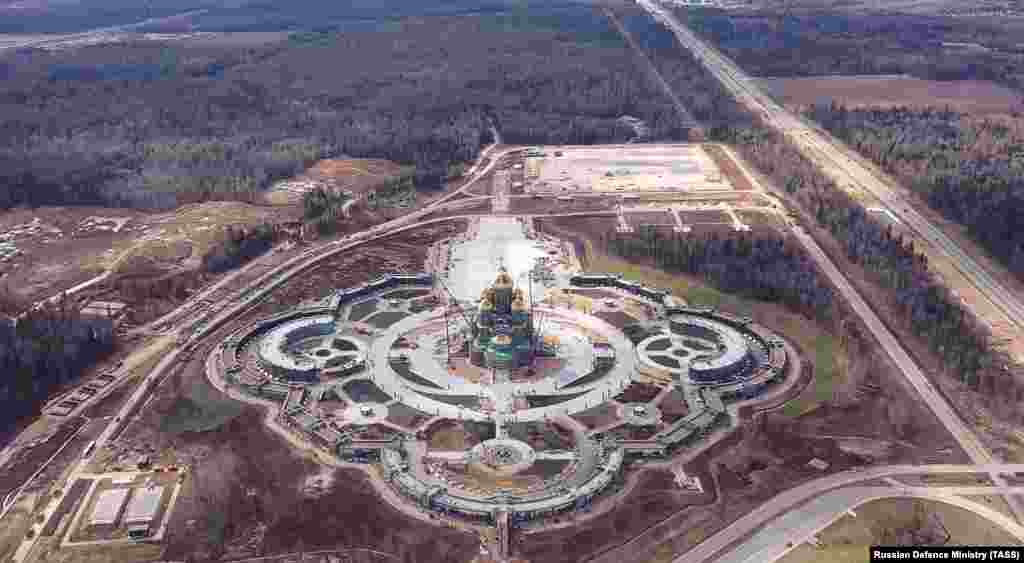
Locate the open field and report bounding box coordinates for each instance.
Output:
[0,202,299,305]
[265,158,404,205]
[779,498,1021,563]
[528,144,732,194]
[760,76,1023,115]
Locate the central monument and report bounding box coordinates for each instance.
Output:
[470,266,534,369]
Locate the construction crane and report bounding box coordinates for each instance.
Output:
[434,275,474,328]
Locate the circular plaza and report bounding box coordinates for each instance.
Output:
[210,232,798,527]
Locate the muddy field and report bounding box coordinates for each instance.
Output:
[265,157,402,205]
[614,382,663,404]
[678,210,730,225]
[159,409,477,562]
[571,404,621,429]
[239,220,465,318]
[0,418,85,502]
[759,76,1023,115]
[516,466,715,562]
[125,265,477,563]
[507,197,617,216]
[625,211,675,229]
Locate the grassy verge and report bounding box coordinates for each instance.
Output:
[782,335,841,417]
[584,239,843,418]
[584,241,741,309]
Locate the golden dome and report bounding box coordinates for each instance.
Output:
[494,267,514,288]
[512,297,526,311]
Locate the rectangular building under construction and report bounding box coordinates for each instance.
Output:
[123,486,164,525]
[89,488,130,526]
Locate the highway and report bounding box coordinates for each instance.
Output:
[620,0,1024,554]
[670,464,1024,563]
[0,9,210,52]
[720,485,1024,563]
[636,0,1024,351]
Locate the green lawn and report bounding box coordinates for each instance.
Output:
[584,243,745,310]
[782,334,840,417]
[584,240,843,419]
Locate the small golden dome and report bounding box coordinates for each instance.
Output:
[494,267,514,288]
[512,298,526,311]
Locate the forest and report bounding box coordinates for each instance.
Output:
[609,5,754,134]
[615,8,1020,421]
[604,228,835,320]
[677,8,1024,93]
[0,3,699,211]
[0,0,529,34]
[0,309,116,429]
[806,103,1024,280]
[718,121,1017,414]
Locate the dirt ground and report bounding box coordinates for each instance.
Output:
[421,201,492,222]
[52,219,479,562]
[759,76,1023,115]
[0,418,84,504]
[614,383,663,404]
[516,467,715,562]
[264,158,403,205]
[0,201,300,306]
[571,404,621,430]
[507,197,617,216]
[0,207,145,304]
[703,145,753,191]
[157,409,477,562]
[626,212,675,229]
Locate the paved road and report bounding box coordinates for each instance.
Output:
[629,0,1024,540]
[636,0,1024,350]
[0,9,210,52]
[6,141,509,561]
[666,463,1024,563]
[720,485,1024,563]
[634,0,1024,352]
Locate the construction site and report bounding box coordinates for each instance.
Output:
[0,140,997,563]
[207,214,799,559]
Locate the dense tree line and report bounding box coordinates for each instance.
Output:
[604,228,835,320]
[807,103,1024,279]
[302,187,350,236]
[610,6,754,133]
[0,0,534,34]
[601,7,1016,415]
[723,118,1014,399]
[677,8,1024,93]
[0,4,693,211]
[201,223,279,274]
[0,308,116,429]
